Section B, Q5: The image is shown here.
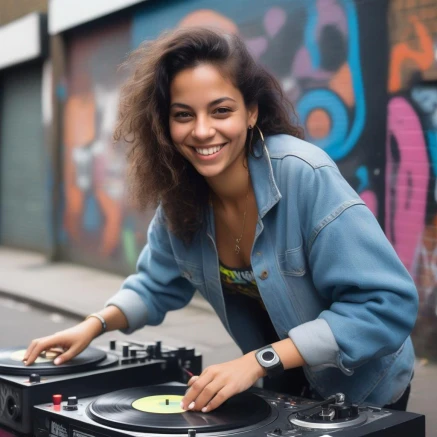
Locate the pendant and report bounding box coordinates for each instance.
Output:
[235,244,241,254]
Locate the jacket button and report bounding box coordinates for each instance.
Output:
[260,270,268,280]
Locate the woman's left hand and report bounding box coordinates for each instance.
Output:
[180,352,266,413]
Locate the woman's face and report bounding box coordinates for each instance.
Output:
[169,64,258,180]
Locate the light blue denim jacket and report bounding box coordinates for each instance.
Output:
[106,134,418,405]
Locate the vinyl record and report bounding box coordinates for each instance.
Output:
[87,385,273,433]
[0,347,107,376]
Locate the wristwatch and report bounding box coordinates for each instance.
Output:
[255,345,284,378]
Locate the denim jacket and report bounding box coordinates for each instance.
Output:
[106,134,418,405]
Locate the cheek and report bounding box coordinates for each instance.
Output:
[169,122,188,144]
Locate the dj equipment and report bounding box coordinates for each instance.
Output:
[0,340,201,434]
[33,382,425,437]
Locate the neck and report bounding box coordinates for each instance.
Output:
[207,155,251,209]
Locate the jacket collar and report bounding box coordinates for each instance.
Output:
[248,136,282,219]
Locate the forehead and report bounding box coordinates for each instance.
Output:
[170,64,241,104]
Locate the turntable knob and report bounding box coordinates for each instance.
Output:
[52,395,62,406]
[155,341,162,358]
[109,340,116,350]
[29,373,41,383]
[187,430,196,437]
[130,348,137,358]
[62,396,79,411]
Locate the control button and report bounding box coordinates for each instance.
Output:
[122,345,129,357]
[29,373,41,383]
[63,396,78,411]
[130,348,137,358]
[52,395,62,406]
[260,270,269,280]
[109,340,116,350]
[155,341,162,358]
[187,430,196,437]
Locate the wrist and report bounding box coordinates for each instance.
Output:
[245,351,267,379]
[83,314,106,338]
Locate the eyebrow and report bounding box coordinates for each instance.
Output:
[170,97,236,109]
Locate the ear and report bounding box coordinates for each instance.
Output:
[247,104,258,128]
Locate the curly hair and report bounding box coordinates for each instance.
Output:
[114,27,303,244]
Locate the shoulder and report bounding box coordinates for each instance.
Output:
[265,134,337,170]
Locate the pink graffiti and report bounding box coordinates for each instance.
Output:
[264,7,286,38]
[385,97,429,273]
[360,190,378,217]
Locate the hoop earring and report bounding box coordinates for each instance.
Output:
[247,125,254,154]
[255,125,265,147]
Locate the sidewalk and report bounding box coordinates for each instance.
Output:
[0,246,436,436]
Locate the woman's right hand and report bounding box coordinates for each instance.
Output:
[23,317,103,366]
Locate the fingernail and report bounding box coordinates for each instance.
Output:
[201,406,208,413]
[54,358,61,365]
[23,361,27,365]
[188,402,195,410]
[189,375,199,384]
[180,402,185,410]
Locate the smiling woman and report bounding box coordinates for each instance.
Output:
[24,27,418,416]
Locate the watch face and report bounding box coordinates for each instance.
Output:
[262,351,275,362]
[257,347,280,367]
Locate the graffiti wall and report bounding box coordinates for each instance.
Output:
[386,0,437,359]
[60,0,437,357]
[61,0,387,269]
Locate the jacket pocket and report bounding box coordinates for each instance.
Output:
[278,245,307,277]
[174,259,205,286]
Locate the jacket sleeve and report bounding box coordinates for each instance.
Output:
[288,162,418,373]
[105,206,196,333]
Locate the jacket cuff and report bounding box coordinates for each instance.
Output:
[105,288,148,334]
[288,318,353,376]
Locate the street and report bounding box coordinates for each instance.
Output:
[0,297,435,436]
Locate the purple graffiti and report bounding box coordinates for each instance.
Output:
[385,97,429,274]
[264,7,286,38]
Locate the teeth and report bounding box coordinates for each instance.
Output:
[195,145,224,156]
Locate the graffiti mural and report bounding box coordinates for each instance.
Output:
[386,0,437,359]
[64,0,389,273]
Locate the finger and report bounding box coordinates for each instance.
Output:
[53,345,82,365]
[23,340,39,363]
[181,371,214,410]
[201,386,234,413]
[187,375,199,387]
[24,339,53,365]
[191,380,225,412]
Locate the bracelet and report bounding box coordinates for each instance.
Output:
[85,313,107,335]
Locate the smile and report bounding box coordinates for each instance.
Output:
[194,143,226,156]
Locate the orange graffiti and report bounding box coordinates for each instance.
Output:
[63,93,96,241]
[306,109,331,139]
[329,63,355,107]
[95,188,123,256]
[389,15,434,93]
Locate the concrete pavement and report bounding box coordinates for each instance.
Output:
[0,246,435,436]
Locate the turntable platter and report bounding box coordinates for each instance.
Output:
[0,347,107,376]
[87,385,274,433]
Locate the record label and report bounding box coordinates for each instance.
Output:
[132,395,184,414]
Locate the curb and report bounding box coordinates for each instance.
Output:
[0,289,214,322]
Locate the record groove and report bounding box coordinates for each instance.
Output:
[87,385,273,433]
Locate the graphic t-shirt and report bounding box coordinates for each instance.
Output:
[219,261,265,309]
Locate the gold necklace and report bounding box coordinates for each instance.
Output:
[234,174,251,254]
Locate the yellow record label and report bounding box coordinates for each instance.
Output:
[132,395,184,414]
[10,350,51,363]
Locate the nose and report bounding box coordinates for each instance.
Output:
[192,116,215,141]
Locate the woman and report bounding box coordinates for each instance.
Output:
[24,27,418,413]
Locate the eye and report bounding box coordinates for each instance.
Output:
[213,107,231,116]
[174,111,192,119]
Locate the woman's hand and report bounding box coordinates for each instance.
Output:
[23,318,103,366]
[180,352,266,413]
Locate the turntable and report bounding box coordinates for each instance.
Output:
[33,383,425,437]
[0,340,201,434]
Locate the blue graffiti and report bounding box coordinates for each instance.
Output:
[356,166,369,192]
[296,0,365,161]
